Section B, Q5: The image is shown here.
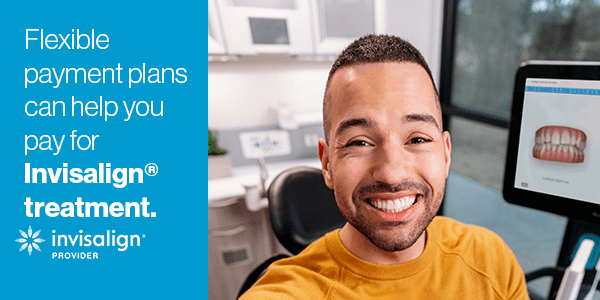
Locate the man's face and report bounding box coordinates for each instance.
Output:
[319,62,451,252]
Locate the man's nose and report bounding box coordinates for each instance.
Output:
[371,142,413,185]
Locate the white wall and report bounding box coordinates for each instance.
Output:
[208,0,444,131]
[385,0,444,89]
[208,56,333,130]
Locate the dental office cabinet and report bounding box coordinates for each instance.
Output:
[208,0,443,80]
[208,178,274,300]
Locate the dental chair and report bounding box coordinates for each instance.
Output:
[237,167,346,298]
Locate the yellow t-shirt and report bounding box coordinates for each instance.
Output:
[240,216,529,300]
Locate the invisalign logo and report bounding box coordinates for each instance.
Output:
[15,226,45,256]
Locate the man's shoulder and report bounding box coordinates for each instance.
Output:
[238,230,342,300]
[430,216,505,249]
[271,230,340,270]
[429,216,522,283]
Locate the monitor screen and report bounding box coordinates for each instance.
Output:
[514,78,599,204]
[503,62,600,220]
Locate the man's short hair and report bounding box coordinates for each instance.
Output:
[323,34,439,142]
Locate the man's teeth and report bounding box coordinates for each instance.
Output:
[370,196,417,213]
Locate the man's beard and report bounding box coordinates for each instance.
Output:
[335,179,443,252]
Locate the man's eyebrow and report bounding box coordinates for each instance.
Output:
[335,118,375,139]
[403,114,440,130]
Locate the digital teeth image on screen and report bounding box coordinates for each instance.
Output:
[532,126,587,163]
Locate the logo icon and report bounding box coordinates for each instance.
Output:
[15,226,45,256]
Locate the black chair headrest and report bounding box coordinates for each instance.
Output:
[268,167,346,255]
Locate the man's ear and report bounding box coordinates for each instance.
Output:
[442,131,452,177]
[318,138,334,189]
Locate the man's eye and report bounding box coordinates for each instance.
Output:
[409,137,432,144]
[345,140,371,147]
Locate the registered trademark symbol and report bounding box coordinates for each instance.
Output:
[142,234,146,238]
[145,163,158,176]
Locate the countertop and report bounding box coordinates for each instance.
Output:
[208,157,322,204]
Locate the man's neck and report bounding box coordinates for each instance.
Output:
[338,223,426,265]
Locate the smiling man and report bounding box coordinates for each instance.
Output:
[239,35,529,299]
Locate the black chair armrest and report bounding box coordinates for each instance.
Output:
[525,266,565,283]
[525,266,565,300]
[237,254,290,299]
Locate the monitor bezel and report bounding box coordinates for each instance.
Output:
[503,62,600,222]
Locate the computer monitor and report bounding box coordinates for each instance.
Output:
[503,62,600,221]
